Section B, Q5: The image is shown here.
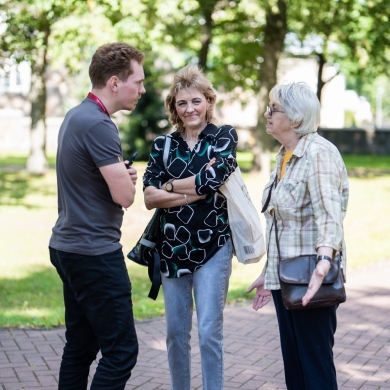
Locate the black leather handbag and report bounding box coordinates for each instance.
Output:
[126,135,172,300]
[127,208,163,300]
[274,214,346,310]
[262,175,346,310]
[127,208,162,267]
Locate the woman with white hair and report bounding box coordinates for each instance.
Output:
[246,82,349,389]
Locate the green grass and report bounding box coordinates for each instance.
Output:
[0,158,390,327]
[0,151,56,167]
[236,152,390,173]
[236,151,253,171]
[342,154,390,170]
[1,151,389,174]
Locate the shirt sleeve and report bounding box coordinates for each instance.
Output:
[307,150,346,252]
[143,136,166,189]
[84,118,123,167]
[195,125,238,195]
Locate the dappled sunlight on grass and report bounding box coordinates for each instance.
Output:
[126,262,165,320]
[344,176,390,268]
[0,267,64,327]
[0,151,56,167]
[3,308,57,319]
[1,160,389,327]
[0,170,57,208]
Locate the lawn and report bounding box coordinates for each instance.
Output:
[0,154,389,327]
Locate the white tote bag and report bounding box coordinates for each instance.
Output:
[219,167,266,264]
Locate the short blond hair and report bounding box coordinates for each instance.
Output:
[165,64,217,132]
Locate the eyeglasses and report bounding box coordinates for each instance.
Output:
[266,105,285,117]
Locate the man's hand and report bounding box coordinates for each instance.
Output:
[127,166,137,185]
[302,259,331,306]
[246,274,271,311]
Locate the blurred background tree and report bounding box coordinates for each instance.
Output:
[287,0,390,104]
[0,0,95,174]
[119,69,170,161]
[1,0,390,174]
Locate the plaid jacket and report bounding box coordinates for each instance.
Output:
[262,132,349,290]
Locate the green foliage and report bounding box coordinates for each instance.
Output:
[347,75,390,123]
[286,0,390,107]
[0,0,92,65]
[344,110,356,128]
[119,72,171,160]
[140,0,266,96]
[2,0,390,171]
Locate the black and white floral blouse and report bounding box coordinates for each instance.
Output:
[143,123,238,278]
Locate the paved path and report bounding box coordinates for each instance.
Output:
[1,260,389,390]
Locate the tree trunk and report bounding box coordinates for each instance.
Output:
[26,27,49,175]
[253,0,287,178]
[316,52,326,102]
[197,0,217,70]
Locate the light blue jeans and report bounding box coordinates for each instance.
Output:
[161,239,233,390]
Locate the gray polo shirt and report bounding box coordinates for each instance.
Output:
[50,98,125,256]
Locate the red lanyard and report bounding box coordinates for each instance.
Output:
[87,92,110,117]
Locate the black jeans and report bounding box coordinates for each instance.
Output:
[272,290,338,390]
[49,247,138,390]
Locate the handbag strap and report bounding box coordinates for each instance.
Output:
[148,251,162,300]
[260,175,283,262]
[261,176,277,213]
[260,176,281,261]
[273,213,282,262]
[147,134,172,300]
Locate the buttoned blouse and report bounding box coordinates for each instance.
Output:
[143,123,238,278]
[262,132,349,290]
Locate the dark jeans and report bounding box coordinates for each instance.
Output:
[49,247,138,390]
[272,290,338,390]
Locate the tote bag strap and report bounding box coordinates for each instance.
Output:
[163,135,171,170]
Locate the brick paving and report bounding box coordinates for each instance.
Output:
[1,259,389,390]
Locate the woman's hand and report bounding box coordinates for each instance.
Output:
[245,274,271,311]
[302,259,331,306]
[206,157,216,170]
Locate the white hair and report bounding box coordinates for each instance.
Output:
[269,82,320,136]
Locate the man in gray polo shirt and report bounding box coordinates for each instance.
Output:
[49,42,145,390]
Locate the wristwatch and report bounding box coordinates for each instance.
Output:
[316,255,332,263]
[165,179,175,192]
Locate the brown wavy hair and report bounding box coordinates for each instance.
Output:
[165,64,217,132]
[89,42,145,89]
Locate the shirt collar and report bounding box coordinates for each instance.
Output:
[277,132,317,159]
[294,132,317,157]
[170,123,218,140]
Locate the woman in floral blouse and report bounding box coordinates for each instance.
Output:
[247,82,349,390]
[143,64,238,390]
